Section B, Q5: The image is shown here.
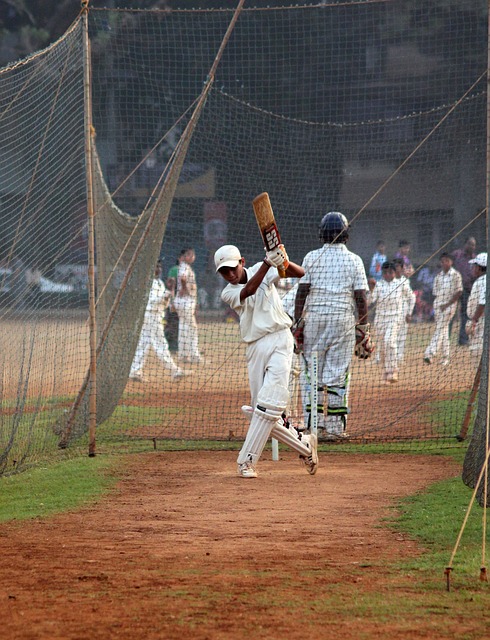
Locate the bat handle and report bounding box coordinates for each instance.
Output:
[278,266,287,278]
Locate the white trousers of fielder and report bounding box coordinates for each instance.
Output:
[424,306,455,362]
[130,311,180,376]
[374,314,400,376]
[173,296,201,361]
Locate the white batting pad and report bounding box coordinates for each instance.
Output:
[237,412,275,465]
[256,384,290,418]
[270,422,310,456]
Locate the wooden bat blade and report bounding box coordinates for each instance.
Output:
[252,192,286,277]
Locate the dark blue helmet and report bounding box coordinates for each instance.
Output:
[319,212,349,243]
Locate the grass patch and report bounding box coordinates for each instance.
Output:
[388,472,488,581]
[428,390,473,439]
[0,455,120,522]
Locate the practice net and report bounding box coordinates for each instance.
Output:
[0,1,488,480]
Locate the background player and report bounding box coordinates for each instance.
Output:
[215,243,318,479]
[369,261,405,383]
[393,257,416,365]
[294,212,371,440]
[423,252,462,367]
[466,252,487,365]
[173,247,203,364]
[130,260,191,382]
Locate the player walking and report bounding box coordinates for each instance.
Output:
[466,252,487,365]
[215,244,318,479]
[294,212,371,439]
[130,260,191,382]
[393,257,416,365]
[369,261,408,383]
[423,252,462,366]
[173,247,203,364]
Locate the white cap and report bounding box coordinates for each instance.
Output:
[469,252,487,268]
[214,245,242,272]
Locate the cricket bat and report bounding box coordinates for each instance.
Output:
[252,192,287,278]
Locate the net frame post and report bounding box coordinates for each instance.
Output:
[82,3,97,457]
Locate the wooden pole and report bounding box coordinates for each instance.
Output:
[82,0,97,457]
[457,357,482,441]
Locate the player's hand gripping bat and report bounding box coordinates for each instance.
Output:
[252,192,287,278]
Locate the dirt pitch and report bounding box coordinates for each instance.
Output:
[3,450,487,640]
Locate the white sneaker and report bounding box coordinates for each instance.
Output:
[441,359,449,367]
[172,369,193,380]
[129,371,143,382]
[300,433,318,475]
[237,461,258,478]
[241,405,254,416]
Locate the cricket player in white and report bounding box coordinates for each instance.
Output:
[173,248,203,364]
[423,252,463,366]
[294,212,370,438]
[369,262,408,383]
[393,258,416,365]
[130,261,191,382]
[466,253,487,365]
[215,244,318,479]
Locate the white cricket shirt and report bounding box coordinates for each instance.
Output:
[369,278,404,318]
[467,274,486,320]
[432,267,463,309]
[221,263,292,343]
[300,243,368,314]
[177,262,197,299]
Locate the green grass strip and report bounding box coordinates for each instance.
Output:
[388,472,488,583]
[0,455,120,522]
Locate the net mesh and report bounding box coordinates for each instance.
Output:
[0,2,489,480]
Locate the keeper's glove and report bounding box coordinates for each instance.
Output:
[354,323,375,359]
[291,317,305,354]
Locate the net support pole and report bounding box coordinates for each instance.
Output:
[82,0,97,457]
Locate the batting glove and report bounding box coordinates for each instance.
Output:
[264,244,289,270]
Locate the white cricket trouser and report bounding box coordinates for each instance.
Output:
[469,320,484,365]
[374,314,399,376]
[303,311,355,388]
[397,317,409,363]
[246,328,294,407]
[301,311,354,431]
[424,306,455,361]
[130,311,180,375]
[173,296,201,361]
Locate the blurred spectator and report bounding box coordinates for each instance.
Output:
[451,236,477,346]
[414,262,436,322]
[164,257,180,351]
[394,239,414,278]
[368,240,386,282]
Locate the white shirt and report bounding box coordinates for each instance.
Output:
[177,262,197,299]
[396,275,416,315]
[300,243,368,314]
[146,278,171,315]
[369,278,405,318]
[221,263,292,343]
[432,267,463,310]
[467,274,486,320]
